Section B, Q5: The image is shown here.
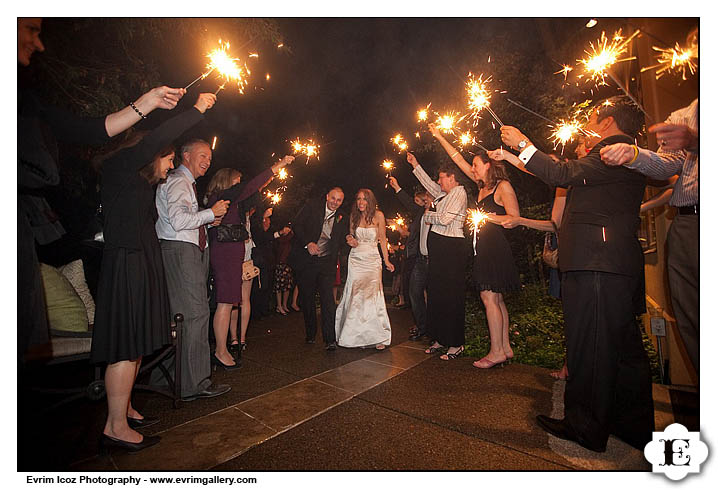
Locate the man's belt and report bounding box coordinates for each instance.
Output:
[678,204,698,215]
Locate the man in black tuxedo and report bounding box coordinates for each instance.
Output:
[501,95,654,452]
[289,187,348,350]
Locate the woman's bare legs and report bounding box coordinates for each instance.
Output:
[104,359,143,443]
[239,278,253,344]
[478,290,508,363]
[126,359,144,420]
[291,285,300,310]
[212,302,236,365]
[498,294,513,359]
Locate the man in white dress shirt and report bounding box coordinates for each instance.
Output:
[155,138,231,401]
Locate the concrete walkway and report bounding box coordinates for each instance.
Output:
[21,305,678,472]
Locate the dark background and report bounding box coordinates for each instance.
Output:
[22,17,696,254]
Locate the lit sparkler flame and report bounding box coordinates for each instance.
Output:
[466,73,504,126]
[435,111,465,135]
[381,160,395,173]
[550,119,583,151]
[417,103,432,122]
[458,130,475,148]
[211,136,218,150]
[391,133,408,153]
[265,190,281,205]
[467,209,489,232]
[290,138,320,162]
[205,40,252,94]
[554,64,573,80]
[641,41,698,80]
[277,168,288,180]
[577,29,641,86]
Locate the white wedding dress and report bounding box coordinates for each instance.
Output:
[335,226,391,348]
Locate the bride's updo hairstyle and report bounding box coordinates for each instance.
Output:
[350,188,378,235]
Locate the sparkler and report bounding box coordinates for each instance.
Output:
[290,138,320,163]
[187,40,253,94]
[434,111,466,136]
[417,103,432,123]
[391,133,409,153]
[458,130,475,149]
[277,168,288,180]
[641,41,698,80]
[577,29,641,86]
[381,160,395,175]
[467,208,489,255]
[265,190,282,205]
[554,64,573,80]
[466,73,504,127]
[211,136,218,150]
[549,119,583,152]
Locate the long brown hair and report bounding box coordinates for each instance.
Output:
[475,152,510,190]
[350,188,378,235]
[204,168,242,203]
[139,144,175,185]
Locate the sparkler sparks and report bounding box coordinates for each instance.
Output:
[381,160,395,173]
[554,64,573,80]
[265,190,282,205]
[211,136,218,150]
[435,111,465,135]
[391,134,408,153]
[466,73,504,127]
[417,103,432,122]
[641,41,698,80]
[467,209,489,232]
[458,130,475,149]
[577,29,641,86]
[290,138,320,162]
[277,168,288,180]
[203,40,252,94]
[549,119,583,151]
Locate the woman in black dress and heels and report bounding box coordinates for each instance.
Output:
[90,93,216,452]
[429,123,521,369]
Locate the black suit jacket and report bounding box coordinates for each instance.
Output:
[525,135,646,276]
[288,198,349,272]
[395,188,424,259]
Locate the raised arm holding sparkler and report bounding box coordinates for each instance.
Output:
[105,86,187,137]
[428,122,477,183]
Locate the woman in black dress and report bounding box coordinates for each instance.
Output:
[90,93,216,452]
[429,124,521,369]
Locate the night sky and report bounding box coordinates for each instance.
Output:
[32,16,697,226]
[152,17,604,221]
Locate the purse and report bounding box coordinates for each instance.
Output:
[216,223,249,242]
[541,221,559,269]
[242,259,260,282]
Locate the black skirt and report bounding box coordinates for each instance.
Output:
[90,239,171,364]
[426,232,470,347]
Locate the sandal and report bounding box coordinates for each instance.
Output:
[440,346,464,361]
[425,343,444,355]
[472,355,507,369]
[276,307,288,316]
[375,344,387,350]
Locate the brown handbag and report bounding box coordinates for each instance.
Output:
[242,259,260,281]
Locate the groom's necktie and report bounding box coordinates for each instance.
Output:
[192,182,207,252]
[316,211,336,257]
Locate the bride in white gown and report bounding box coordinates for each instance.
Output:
[335,189,395,350]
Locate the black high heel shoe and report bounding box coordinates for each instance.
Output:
[127,415,160,430]
[99,433,161,453]
[211,353,241,371]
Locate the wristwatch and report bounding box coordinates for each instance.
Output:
[517,139,528,151]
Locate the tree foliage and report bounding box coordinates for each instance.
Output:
[32,18,283,116]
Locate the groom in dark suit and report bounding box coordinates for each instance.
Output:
[501,95,654,453]
[289,187,348,350]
